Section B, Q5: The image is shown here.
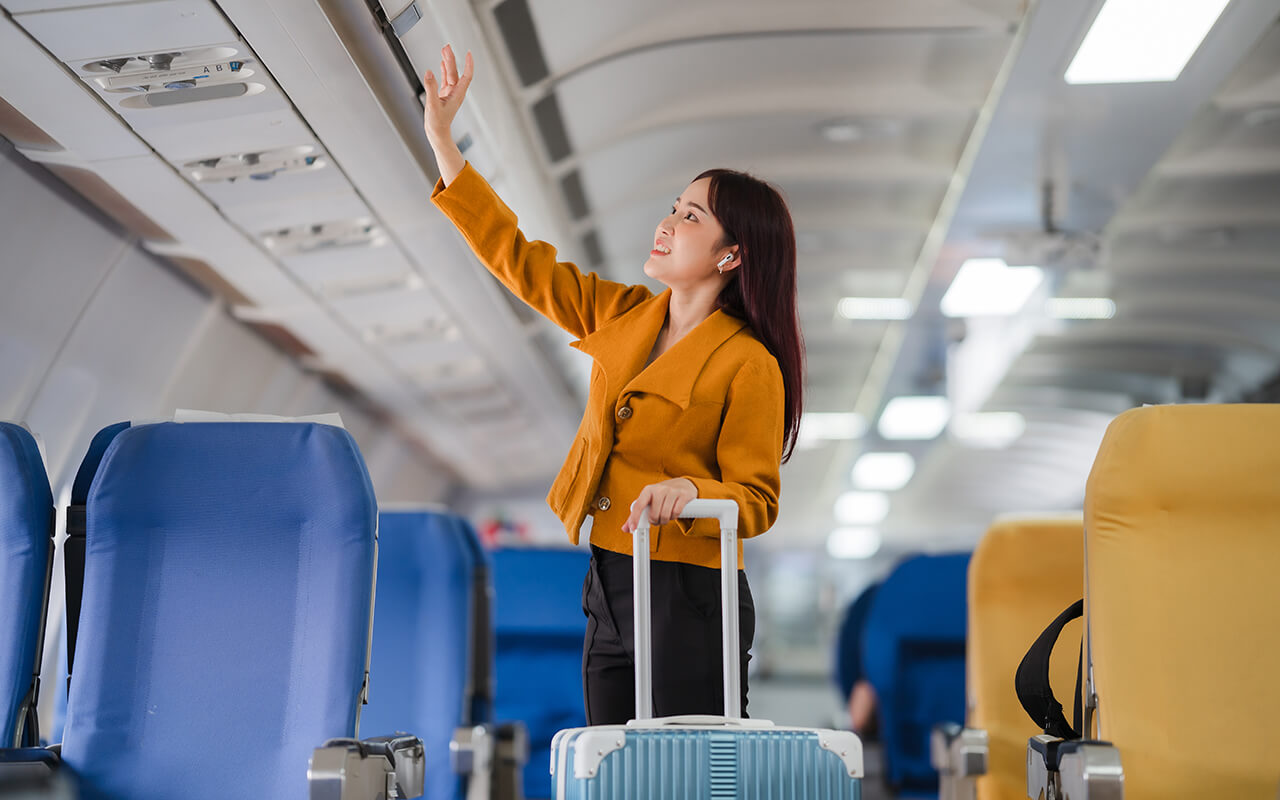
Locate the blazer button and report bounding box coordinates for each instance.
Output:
[597,496,611,511]
[617,406,633,420]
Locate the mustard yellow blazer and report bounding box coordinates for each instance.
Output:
[431,162,784,568]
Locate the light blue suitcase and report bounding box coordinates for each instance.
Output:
[549,499,864,798]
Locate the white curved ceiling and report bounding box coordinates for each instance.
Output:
[1,0,1276,553]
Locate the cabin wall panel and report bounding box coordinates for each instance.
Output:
[0,145,128,420]
[1,143,455,503]
[159,311,289,414]
[23,245,212,487]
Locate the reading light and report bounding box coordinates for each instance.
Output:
[851,452,916,491]
[878,396,951,441]
[941,258,1044,318]
[827,527,882,559]
[797,413,867,449]
[837,297,913,320]
[1048,297,1116,319]
[951,412,1027,449]
[834,491,890,525]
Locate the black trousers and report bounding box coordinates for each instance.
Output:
[581,544,755,725]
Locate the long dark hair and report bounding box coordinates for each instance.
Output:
[695,168,804,463]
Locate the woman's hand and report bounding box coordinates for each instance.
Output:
[423,44,473,144]
[622,478,698,533]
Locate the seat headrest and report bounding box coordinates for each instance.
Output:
[1087,404,1280,513]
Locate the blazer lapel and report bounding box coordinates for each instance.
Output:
[624,309,747,409]
[570,290,671,399]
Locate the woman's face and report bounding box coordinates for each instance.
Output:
[643,177,738,289]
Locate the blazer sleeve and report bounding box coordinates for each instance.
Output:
[430,161,652,338]
[679,355,785,540]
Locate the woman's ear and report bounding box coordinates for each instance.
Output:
[719,248,742,274]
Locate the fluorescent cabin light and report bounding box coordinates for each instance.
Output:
[878,396,951,440]
[951,412,1027,449]
[827,527,882,560]
[851,452,916,492]
[941,258,1044,318]
[1065,0,1230,85]
[797,412,867,449]
[834,491,890,525]
[1048,297,1116,320]
[837,297,913,320]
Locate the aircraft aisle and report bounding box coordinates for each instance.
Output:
[1,0,1278,798]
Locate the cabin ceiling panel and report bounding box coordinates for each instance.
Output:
[512,0,1020,82]
[12,0,238,62]
[279,241,416,295]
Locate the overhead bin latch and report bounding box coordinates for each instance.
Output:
[390,2,422,38]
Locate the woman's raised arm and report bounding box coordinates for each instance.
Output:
[423,44,473,186]
[423,43,651,337]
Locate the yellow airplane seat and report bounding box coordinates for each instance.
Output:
[967,514,1084,800]
[1079,404,1280,798]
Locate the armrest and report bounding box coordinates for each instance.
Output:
[1027,733,1064,800]
[1027,736,1122,800]
[308,735,424,800]
[1058,740,1123,800]
[494,721,528,800]
[451,725,492,800]
[496,721,528,766]
[0,747,78,798]
[931,723,987,800]
[0,748,60,769]
[931,721,961,771]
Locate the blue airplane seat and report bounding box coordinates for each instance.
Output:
[0,423,54,748]
[61,420,130,702]
[59,421,377,800]
[364,508,492,800]
[862,552,970,798]
[491,547,589,799]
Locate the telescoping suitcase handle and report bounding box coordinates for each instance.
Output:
[632,498,740,721]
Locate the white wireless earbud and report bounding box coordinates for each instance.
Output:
[717,253,733,268]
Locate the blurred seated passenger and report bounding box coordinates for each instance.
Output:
[834,582,880,736]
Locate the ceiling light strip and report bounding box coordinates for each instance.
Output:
[1064,0,1230,85]
[822,1,1040,505]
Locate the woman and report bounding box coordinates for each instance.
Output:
[424,45,803,724]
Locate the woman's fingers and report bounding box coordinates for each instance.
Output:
[662,490,681,525]
[459,50,474,91]
[444,44,459,85]
[624,487,650,533]
[672,492,691,519]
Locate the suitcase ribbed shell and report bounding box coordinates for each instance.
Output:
[556,726,862,800]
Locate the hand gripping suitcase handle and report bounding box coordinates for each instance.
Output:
[632,498,740,721]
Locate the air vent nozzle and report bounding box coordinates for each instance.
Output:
[81,47,251,94]
[184,145,325,183]
[362,318,459,345]
[262,218,386,256]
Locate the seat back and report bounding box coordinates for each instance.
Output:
[0,422,54,747]
[364,508,492,800]
[491,547,589,799]
[60,421,377,800]
[968,515,1084,800]
[862,552,970,795]
[1084,404,1280,798]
